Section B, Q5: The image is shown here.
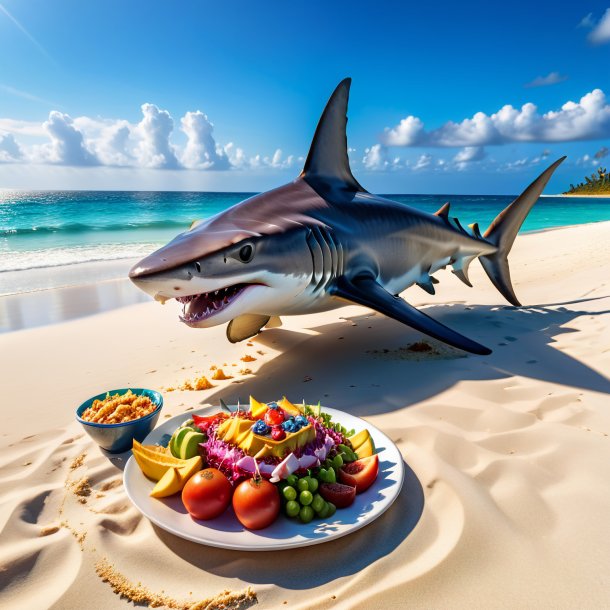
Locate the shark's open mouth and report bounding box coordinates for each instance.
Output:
[176,283,249,324]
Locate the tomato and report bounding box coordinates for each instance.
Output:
[338,455,379,493]
[182,468,232,520]
[319,482,356,508]
[232,476,280,530]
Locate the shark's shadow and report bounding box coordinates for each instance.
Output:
[154,458,424,588]
[203,296,610,416]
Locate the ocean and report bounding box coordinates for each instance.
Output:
[2,189,610,297]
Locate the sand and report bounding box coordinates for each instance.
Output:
[1,221,610,609]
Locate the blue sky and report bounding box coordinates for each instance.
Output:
[0,0,609,193]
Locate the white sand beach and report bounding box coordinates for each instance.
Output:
[1,221,610,609]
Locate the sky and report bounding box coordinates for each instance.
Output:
[0,0,609,194]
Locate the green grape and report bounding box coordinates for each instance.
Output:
[311,493,325,513]
[286,474,298,487]
[317,501,330,519]
[332,454,344,469]
[326,502,337,517]
[307,477,319,493]
[326,467,336,483]
[285,500,300,517]
[282,486,297,502]
[297,478,309,492]
[299,490,313,506]
[299,505,314,523]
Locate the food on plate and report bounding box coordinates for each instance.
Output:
[81,389,156,424]
[132,395,380,530]
[150,456,202,498]
[319,482,357,508]
[182,468,233,520]
[348,428,375,458]
[232,476,280,530]
[338,455,379,493]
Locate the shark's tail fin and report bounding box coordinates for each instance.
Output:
[479,156,566,306]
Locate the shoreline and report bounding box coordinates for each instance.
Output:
[553,193,610,198]
[2,221,610,334]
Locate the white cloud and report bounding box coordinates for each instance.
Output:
[525,72,568,88]
[413,153,432,170]
[180,111,230,170]
[0,133,22,161]
[588,9,610,44]
[579,13,595,28]
[41,111,98,166]
[362,144,388,170]
[135,103,179,169]
[94,121,133,166]
[0,118,45,137]
[453,146,486,170]
[381,89,610,147]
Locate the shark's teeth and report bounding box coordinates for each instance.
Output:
[177,283,250,324]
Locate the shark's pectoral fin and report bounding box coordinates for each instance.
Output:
[330,276,491,355]
[266,316,283,329]
[226,314,271,343]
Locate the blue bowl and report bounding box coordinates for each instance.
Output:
[76,388,163,453]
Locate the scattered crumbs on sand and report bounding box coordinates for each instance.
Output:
[232,363,237,366]
[99,479,122,492]
[240,354,256,362]
[166,386,176,392]
[70,453,87,470]
[67,477,92,503]
[185,406,194,411]
[96,492,105,499]
[331,595,337,600]
[164,414,172,418]
[366,341,463,361]
[23,461,32,466]
[212,369,233,381]
[147,369,157,374]
[210,365,218,371]
[303,376,313,383]
[426,479,438,490]
[256,350,265,356]
[61,521,87,548]
[95,558,257,610]
[246,342,254,346]
[239,368,253,375]
[39,525,60,537]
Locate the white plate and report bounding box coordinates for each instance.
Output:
[124,406,405,551]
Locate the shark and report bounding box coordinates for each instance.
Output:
[129,79,565,355]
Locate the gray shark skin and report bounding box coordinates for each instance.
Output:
[129,79,565,355]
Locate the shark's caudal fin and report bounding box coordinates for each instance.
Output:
[480,157,566,306]
[300,78,366,196]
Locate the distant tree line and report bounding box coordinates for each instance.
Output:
[564,167,610,194]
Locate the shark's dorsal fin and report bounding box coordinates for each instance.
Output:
[300,78,366,195]
[435,202,451,218]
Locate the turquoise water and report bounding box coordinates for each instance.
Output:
[2,189,610,277]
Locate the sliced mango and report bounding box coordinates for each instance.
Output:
[249,395,268,419]
[150,467,182,498]
[178,456,202,481]
[355,436,375,458]
[278,396,301,417]
[133,440,184,465]
[348,429,370,451]
[132,448,172,481]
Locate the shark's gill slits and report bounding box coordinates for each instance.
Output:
[177,283,249,324]
[306,227,343,293]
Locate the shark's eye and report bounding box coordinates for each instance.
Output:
[239,244,254,263]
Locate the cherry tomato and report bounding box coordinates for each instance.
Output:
[338,455,379,493]
[264,408,285,427]
[319,482,356,508]
[182,468,232,520]
[271,426,286,440]
[232,476,280,529]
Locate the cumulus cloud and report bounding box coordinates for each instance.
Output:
[412,153,432,170]
[381,89,610,147]
[588,9,610,44]
[41,111,98,166]
[525,72,568,88]
[181,111,230,170]
[135,103,179,169]
[453,146,486,170]
[0,133,23,161]
[362,144,388,170]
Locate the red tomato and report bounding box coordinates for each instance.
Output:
[182,468,232,520]
[338,455,379,493]
[192,413,227,432]
[232,477,280,530]
[319,482,356,508]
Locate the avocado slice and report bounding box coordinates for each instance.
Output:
[179,431,205,460]
[170,427,192,457]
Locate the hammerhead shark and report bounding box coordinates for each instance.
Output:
[129,79,565,355]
